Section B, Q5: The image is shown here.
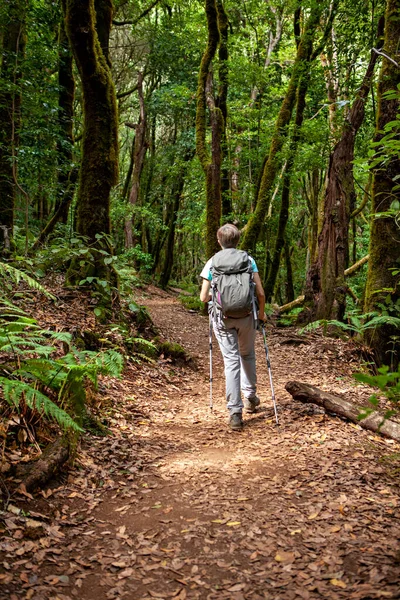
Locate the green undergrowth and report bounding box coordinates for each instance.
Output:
[178,293,204,312]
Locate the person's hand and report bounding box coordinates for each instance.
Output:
[258,311,267,322]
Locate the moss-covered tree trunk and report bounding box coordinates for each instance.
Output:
[196,0,228,258]
[240,1,337,253]
[364,0,400,368]
[216,0,230,218]
[63,0,118,277]
[0,0,26,254]
[302,22,383,323]
[124,71,147,248]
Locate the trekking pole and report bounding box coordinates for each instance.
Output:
[209,311,213,410]
[261,323,279,425]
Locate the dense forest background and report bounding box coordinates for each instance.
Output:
[0,0,399,371]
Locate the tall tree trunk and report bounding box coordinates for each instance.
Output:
[0,0,26,254]
[122,136,135,201]
[264,49,311,302]
[216,0,230,218]
[302,20,384,323]
[284,241,295,303]
[364,0,400,368]
[125,71,147,248]
[55,19,75,223]
[320,26,340,139]
[33,19,76,250]
[159,150,194,288]
[196,0,223,258]
[63,0,118,279]
[240,0,338,253]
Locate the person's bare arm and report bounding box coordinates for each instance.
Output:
[253,272,266,321]
[200,279,211,303]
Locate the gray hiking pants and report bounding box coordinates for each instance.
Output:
[213,314,257,415]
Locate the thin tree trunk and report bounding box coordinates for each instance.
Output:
[302,20,383,323]
[284,241,295,303]
[55,19,75,222]
[0,0,26,254]
[33,19,76,250]
[122,136,135,201]
[241,1,338,253]
[196,0,222,258]
[215,0,230,218]
[264,53,311,301]
[125,71,147,248]
[364,0,400,368]
[159,150,194,288]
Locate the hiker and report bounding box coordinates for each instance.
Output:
[200,224,266,430]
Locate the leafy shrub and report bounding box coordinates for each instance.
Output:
[0,304,124,433]
[0,261,124,434]
[354,366,400,420]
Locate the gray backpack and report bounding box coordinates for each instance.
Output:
[210,249,256,321]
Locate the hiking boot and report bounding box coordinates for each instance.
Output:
[229,413,243,431]
[244,395,260,414]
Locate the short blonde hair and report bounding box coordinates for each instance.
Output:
[217,224,240,248]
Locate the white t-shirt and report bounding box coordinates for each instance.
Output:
[200,255,258,281]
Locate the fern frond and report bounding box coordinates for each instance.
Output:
[132,352,156,364]
[0,377,82,431]
[363,316,400,329]
[94,349,124,377]
[0,262,55,299]
[58,366,89,422]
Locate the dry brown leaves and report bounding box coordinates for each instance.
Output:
[1,285,399,600]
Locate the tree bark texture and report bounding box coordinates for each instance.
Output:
[302,24,383,323]
[63,0,118,249]
[0,0,26,251]
[364,0,400,368]
[240,1,337,253]
[196,0,224,258]
[285,380,400,442]
[304,168,324,270]
[125,71,147,248]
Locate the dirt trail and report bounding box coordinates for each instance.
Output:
[1,287,400,600]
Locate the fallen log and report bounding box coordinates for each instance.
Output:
[277,295,305,314]
[15,437,70,492]
[285,380,400,442]
[277,256,369,314]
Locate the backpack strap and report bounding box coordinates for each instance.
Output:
[244,253,259,327]
[209,256,222,327]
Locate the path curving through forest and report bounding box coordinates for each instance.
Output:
[1,287,399,600]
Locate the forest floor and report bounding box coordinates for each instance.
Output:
[1,285,400,600]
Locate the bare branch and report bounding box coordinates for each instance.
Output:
[372,47,400,68]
